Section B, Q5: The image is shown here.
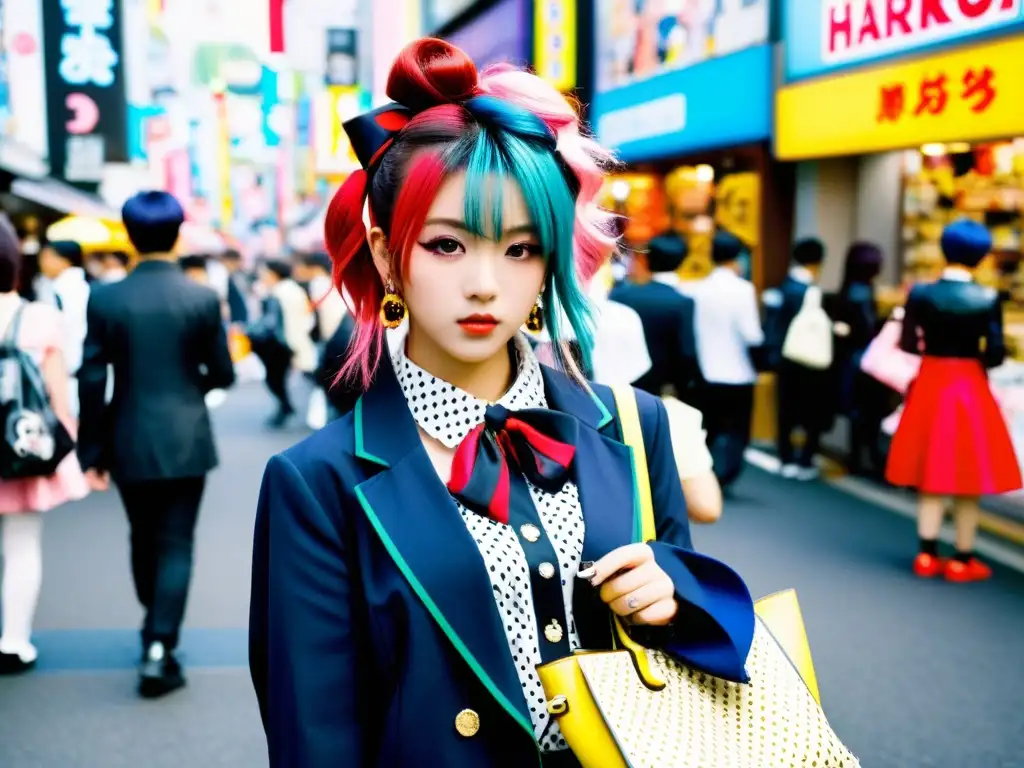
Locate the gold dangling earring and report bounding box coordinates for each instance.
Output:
[379,281,407,329]
[526,297,544,332]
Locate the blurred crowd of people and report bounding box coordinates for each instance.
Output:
[594,219,1015,586]
[0,185,1013,700]
[0,192,357,692]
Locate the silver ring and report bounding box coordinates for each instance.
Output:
[626,596,639,611]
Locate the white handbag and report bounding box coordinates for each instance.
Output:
[782,285,834,370]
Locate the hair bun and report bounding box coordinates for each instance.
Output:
[387,38,478,112]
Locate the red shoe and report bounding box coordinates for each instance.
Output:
[913,553,945,578]
[944,558,992,583]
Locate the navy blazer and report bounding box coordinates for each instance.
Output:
[607,280,700,396]
[249,360,754,767]
[762,275,813,370]
[900,278,1005,367]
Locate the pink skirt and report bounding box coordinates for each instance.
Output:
[0,452,89,514]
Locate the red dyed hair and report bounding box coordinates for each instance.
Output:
[325,40,477,387]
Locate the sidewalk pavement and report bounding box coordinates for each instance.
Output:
[745,447,1024,574]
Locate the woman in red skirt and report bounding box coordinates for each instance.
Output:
[886,219,1022,582]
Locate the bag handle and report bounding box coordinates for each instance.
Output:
[611,384,656,542]
[801,284,823,310]
[1,301,25,347]
[610,384,667,691]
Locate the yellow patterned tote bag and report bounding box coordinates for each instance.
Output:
[535,386,859,768]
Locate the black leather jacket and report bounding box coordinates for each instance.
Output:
[900,278,1005,368]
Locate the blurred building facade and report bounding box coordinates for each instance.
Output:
[0,0,1019,287]
[586,0,790,293]
[777,1,1024,307]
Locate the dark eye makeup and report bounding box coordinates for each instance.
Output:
[417,236,543,260]
[419,237,464,255]
[506,242,544,259]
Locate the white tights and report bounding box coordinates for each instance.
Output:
[0,512,43,662]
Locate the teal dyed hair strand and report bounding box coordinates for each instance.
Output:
[447,101,596,372]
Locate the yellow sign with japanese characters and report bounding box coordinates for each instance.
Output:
[776,36,1024,160]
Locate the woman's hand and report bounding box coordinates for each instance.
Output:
[583,544,678,626]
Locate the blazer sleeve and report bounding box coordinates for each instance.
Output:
[250,454,365,767]
[899,288,923,355]
[677,299,700,386]
[635,389,754,683]
[984,292,1007,369]
[199,291,236,392]
[77,291,110,472]
[760,287,786,369]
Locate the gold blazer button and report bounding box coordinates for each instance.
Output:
[544,619,564,643]
[454,708,480,738]
[520,523,541,542]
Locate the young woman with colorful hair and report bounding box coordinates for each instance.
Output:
[249,39,753,766]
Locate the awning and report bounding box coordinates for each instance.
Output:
[46,216,132,253]
[0,140,47,179]
[9,177,117,219]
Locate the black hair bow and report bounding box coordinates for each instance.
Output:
[343,103,412,170]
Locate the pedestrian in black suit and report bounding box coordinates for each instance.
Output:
[609,234,700,403]
[77,191,235,699]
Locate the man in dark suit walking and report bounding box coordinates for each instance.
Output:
[609,233,700,403]
[78,191,235,698]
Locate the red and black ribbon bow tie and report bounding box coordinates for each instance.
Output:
[447,405,578,525]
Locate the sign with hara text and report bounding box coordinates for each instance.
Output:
[41,0,128,185]
[785,0,1024,81]
[776,36,1024,159]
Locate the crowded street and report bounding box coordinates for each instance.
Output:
[0,384,1020,767]
[3,0,1024,765]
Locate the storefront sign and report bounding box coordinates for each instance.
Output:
[592,44,772,162]
[786,0,1024,81]
[325,28,358,87]
[422,0,477,32]
[0,0,11,138]
[534,0,575,92]
[260,66,281,149]
[315,85,363,175]
[595,0,768,93]
[41,0,128,185]
[445,0,530,70]
[5,0,47,159]
[776,36,1024,159]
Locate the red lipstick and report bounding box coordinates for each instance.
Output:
[458,314,499,336]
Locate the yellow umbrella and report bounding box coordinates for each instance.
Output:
[45,216,132,254]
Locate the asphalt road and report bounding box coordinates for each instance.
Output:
[1,383,1021,767]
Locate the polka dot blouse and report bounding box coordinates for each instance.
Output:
[392,338,583,753]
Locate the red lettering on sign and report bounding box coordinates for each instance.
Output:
[877,83,907,122]
[829,3,853,53]
[959,0,1014,17]
[826,0,1019,62]
[887,0,913,35]
[920,0,952,29]
[962,66,997,112]
[914,73,949,114]
[859,2,883,42]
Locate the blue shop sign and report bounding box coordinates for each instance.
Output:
[590,45,772,164]
[784,0,1024,82]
